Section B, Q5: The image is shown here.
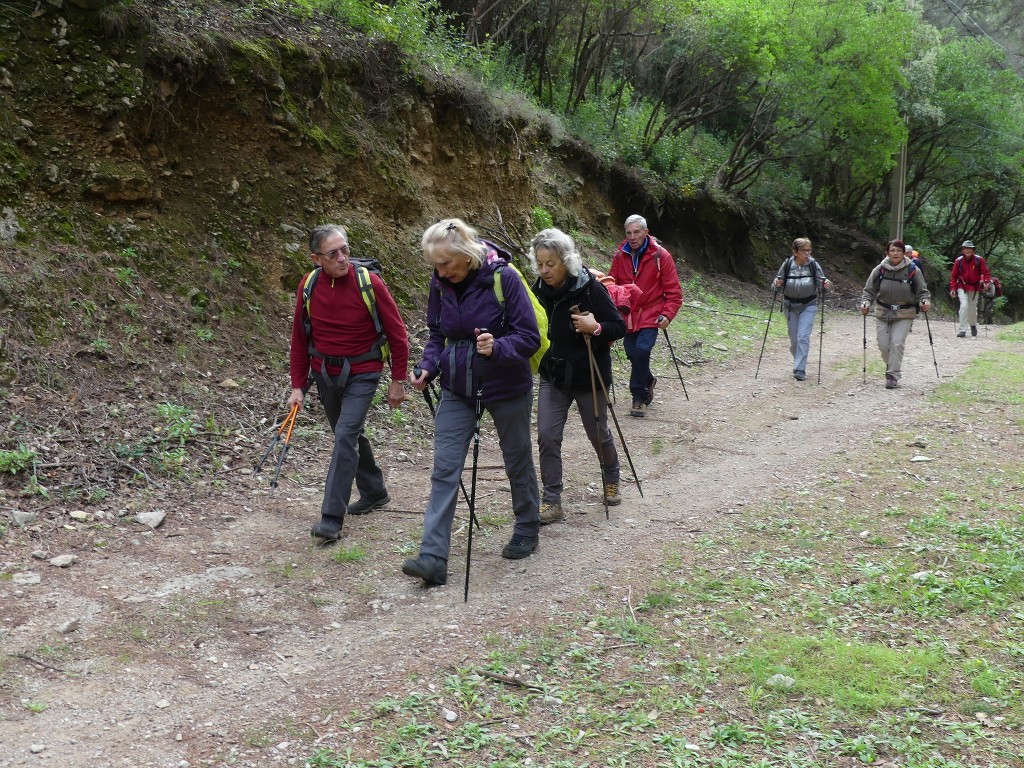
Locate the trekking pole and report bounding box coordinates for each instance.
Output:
[862,311,867,384]
[254,403,299,487]
[816,287,825,385]
[574,306,609,519]
[922,310,940,379]
[415,366,476,525]
[465,334,486,603]
[661,327,689,401]
[587,341,644,499]
[754,288,778,379]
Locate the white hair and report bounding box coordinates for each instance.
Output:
[528,228,582,277]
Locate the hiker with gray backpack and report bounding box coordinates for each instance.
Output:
[860,239,932,389]
[288,224,410,543]
[771,237,833,381]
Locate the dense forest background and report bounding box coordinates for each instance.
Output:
[318,0,1024,310]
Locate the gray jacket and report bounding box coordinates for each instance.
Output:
[861,257,931,321]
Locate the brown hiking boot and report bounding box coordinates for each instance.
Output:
[538,503,565,525]
[604,483,622,506]
[630,401,647,417]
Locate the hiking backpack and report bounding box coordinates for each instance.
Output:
[782,256,824,289]
[877,262,918,286]
[301,256,390,364]
[493,262,550,374]
[983,277,1003,298]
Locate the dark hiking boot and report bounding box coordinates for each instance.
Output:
[538,503,565,525]
[645,376,657,405]
[971,325,978,337]
[885,374,899,389]
[604,482,622,506]
[502,533,539,560]
[794,370,806,381]
[401,554,448,586]
[630,401,647,417]
[957,331,966,337]
[348,492,390,515]
[310,516,343,543]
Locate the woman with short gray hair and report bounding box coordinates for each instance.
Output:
[529,227,627,524]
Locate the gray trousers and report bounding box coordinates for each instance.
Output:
[875,318,914,381]
[957,288,979,331]
[536,378,619,505]
[315,371,386,521]
[420,391,540,561]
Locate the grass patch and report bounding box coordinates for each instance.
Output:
[307,325,1024,767]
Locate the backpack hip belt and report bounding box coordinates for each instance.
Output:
[886,303,917,311]
[786,294,815,305]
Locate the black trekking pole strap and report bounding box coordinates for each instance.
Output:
[755,288,778,380]
[581,329,610,519]
[923,311,940,379]
[661,327,689,401]
[588,344,644,499]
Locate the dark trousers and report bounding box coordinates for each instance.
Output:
[314,371,386,521]
[623,327,658,402]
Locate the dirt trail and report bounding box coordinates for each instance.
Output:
[0,310,995,767]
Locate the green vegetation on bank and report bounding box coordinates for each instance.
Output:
[306,325,1024,767]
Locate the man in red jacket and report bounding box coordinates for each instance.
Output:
[288,224,409,542]
[609,215,683,417]
[948,239,992,338]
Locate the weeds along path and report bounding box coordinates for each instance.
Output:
[1,309,998,767]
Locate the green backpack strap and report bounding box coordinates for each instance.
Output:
[354,265,389,363]
[303,265,389,371]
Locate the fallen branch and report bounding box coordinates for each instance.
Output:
[14,653,65,674]
[477,670,544,691]
[684,303,761,319]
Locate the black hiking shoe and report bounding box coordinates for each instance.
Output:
[971,325,978,337]
[885,374,899,389]
[645,376,657,405]
[349,492,390,515]
[401,554,448,586]
[794,370,806,381]
[310,516,343,543]
[502,533,539,560]
[957,331,966,338]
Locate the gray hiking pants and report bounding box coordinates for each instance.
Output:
[875,317,914,381]
[536,378,619,505]
[420,390,539,562]
[957,288,979,332]
[315,371,387,521]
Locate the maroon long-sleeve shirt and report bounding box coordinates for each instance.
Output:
[289,267,409,390]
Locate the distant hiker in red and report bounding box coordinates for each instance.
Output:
[609,215,683,417]
[948,240,991,338]
[860,239,931,389]
[288,224,410,543]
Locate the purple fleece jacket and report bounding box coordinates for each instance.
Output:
[420,244,540,404]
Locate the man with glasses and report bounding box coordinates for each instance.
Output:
[288,224,409,542]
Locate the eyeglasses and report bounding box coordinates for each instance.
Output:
[315,245,351,261]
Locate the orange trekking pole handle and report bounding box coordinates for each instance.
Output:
[255,403,299,479]
[270,403,300,488]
